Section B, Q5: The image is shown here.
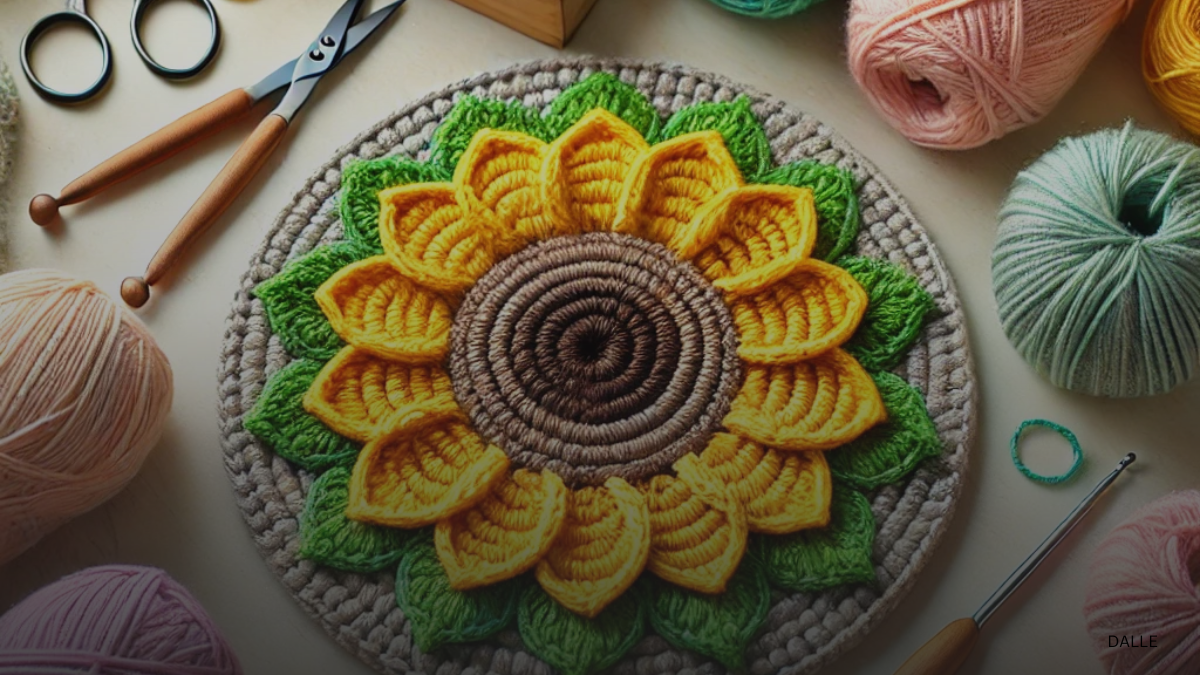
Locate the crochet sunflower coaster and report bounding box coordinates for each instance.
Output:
[220,59,975,675]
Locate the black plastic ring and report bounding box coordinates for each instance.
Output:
[130,0,221,80]
[20,11,113,104]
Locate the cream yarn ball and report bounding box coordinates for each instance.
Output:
[0,269,173,564]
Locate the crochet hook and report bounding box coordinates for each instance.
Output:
[893,452,1136,675]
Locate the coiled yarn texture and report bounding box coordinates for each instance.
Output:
[993,124,1200,397]
[1144,0,1200,136]
[847,0,1135,149]
[0,565,242,675]
[0,269,174,564]
[1083,491,1200,675]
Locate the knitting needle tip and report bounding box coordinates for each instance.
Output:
[29,193,59,226]
[121,277,150,308]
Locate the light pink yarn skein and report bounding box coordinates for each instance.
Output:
[0,565,241,674]
[1083,491,1200,675]
[847,0,1136,149]
[0,269,173,565]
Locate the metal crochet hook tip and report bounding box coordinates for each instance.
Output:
[972,452,1135,627]
[893,453,1136,675]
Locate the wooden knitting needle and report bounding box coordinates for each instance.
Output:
[28,91,257,227]
[893,453,1137,675]
[118,115,287,308]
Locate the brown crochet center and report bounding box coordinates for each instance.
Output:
[448,232,742,487]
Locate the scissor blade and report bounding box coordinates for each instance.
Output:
[246,0,405,103]
[270,0,365,121]
[310,0,366,64]
[342,0,406,56]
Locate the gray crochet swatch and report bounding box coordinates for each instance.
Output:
[218,58,976,675]
[0,58,18,273]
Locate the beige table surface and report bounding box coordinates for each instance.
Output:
[1,1,1197,673]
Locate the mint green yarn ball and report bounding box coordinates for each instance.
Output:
[993,124,1200,397]
[704,0,826,19]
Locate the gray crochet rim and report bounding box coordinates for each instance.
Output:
[218,57,977,675]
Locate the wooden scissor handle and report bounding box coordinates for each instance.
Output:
[121,114,289,308]
[29,88,256,225]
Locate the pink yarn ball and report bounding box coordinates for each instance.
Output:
[0,269,173,565]
[0,565,241,674]
[847,0,1135,149]
[1083,491,1200,675]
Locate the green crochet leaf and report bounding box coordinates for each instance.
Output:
[760,161,860,262]
[254,241,370,361]
[517,584,646,675]
[395,535,522,653]
[340,156,449,252]
[838,255,936,372]
[546,72,662,141]
[661,96,770,181]
[645,558,770,670]
[829,372,944,490]
[429,96,551,177]
[298,466,409,573]
[761,487,876,592]
[244,359,360,471]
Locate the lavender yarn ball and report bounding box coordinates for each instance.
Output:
[0,565,242,675]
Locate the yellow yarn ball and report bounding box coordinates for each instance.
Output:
[1144,0,1200,135]
[0,269,173,564]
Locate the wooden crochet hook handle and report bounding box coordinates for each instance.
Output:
[121,114,288,308]
[892,618,979,675]
[29,89,256,226]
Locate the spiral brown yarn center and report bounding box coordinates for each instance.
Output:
[449,232,741,486]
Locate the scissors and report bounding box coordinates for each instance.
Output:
[28,0,408,307]
[21,0,222,103]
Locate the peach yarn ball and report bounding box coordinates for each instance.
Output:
[0,269,173,565]
[847,0,1135,149]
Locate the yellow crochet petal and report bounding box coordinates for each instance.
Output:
[346,404,510,528]
[699,433,832,534]
[535,478,650,618]
[642,455,748,593]
[729,259,869,365]
[613,131,743,247]
[379,183,513,294]
[672,185,818,295]
[723,349,887,451]
[303,346,454,442]
[435,469,567,590]
[543,109,650,237]
[314,256,454,361]
[455,129,550,242]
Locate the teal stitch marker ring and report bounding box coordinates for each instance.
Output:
[1010,419,1084,484]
